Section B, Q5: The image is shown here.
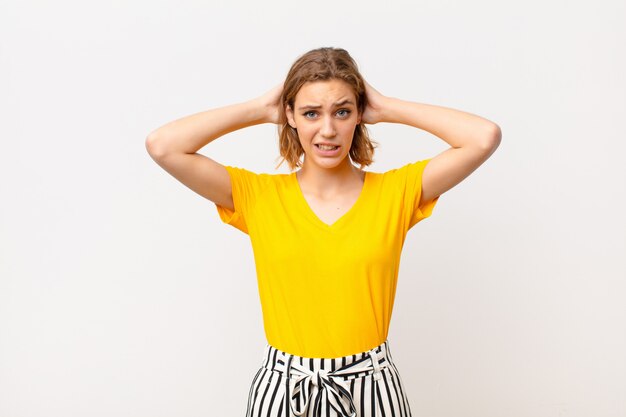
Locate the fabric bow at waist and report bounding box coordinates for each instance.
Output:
[282,348,386,417]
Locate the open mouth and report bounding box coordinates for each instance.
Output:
[315,144,340,150]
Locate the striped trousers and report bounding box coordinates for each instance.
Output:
[245,339,413,417]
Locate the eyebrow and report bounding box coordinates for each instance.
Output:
[297,99,355,111]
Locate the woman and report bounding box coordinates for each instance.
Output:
[146,47,501,417]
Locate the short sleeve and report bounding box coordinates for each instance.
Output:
[214,165,262,235]
[397,159,440,230]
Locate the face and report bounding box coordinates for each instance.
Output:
[286,79,361,170]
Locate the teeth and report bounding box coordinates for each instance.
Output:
[317,144,338,150]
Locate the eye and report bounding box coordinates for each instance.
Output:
[302,109,351,119]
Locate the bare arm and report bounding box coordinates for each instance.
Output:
[146,98,268,156]
[362,81,502,205]
[145,84,283,210]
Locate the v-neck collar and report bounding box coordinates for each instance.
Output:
[290,170,370,231]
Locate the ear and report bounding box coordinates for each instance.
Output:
[285,105,296,129]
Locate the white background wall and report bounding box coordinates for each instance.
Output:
[1,0,624,416]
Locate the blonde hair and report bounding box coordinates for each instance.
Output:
[274,47,378,171]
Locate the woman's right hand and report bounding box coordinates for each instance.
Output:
[256,83,284,125]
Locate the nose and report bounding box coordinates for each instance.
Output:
[320,116,336,138]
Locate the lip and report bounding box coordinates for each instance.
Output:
[314,143,341,156]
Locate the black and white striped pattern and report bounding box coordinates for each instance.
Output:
[245,340,413,417]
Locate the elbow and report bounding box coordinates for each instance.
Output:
[145,134,166,159]
[481,123,502,152]
[491,123,502,142]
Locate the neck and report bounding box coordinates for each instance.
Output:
[296,160,364,198]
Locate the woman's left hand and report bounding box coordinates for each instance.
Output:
[360,80,389,125]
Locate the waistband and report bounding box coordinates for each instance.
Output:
[260,340,393,417]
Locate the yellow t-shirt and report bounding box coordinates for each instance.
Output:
[214,159,439,358]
